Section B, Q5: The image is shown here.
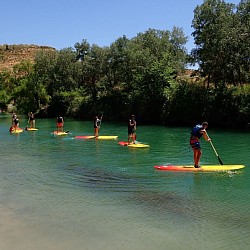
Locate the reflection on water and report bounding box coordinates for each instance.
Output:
[0,115,250,250]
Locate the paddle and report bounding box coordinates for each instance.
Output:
[206,132,223,165]
[25,121,30,130]
[99,113,103,128]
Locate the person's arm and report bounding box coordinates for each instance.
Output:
[129,119,132,127]
[98,115,103,129]
[201,129,211,141]
[97,118,101,128]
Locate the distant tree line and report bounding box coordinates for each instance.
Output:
[0,0,249,128]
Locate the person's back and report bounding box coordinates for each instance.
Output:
[13,116,19,130]
[56,115,64,132]
[29,112,35,128]
[191,124,203,139]
[57,116,63,123]
[128,115,136,143]
[94,115,102,137]
[190,122,210,168]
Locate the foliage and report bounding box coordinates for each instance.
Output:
[164,80,250,128]
[191,0,250,86]
[164,81,208,125]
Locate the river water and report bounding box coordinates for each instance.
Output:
[0,114,249,250]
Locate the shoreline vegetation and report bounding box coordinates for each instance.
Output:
[0,0,249,129]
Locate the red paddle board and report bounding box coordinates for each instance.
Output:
[75,135,95,139]
[118,141,129,146]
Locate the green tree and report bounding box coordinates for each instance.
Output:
[191,0,237,87]
[33,49,58,100]
[165,81,208,125]
[75,40,108,115]
[127,28,188,121]
[236,0,250,83]
[0,69,15,104]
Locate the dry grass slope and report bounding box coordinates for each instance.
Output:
[0,44,55,71]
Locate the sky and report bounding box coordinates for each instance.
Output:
[1,0,240,53]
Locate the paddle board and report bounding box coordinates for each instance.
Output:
[25,127,38,131]
[10,128,23,134]
[118,141,150,148]
[53,131,69,136]
[75,135,118,140]
[154,165,245,172]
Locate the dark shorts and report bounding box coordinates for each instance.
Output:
[190,139,201,150]
[128,128,135,135]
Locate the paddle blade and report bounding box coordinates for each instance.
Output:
[218,156,223,165]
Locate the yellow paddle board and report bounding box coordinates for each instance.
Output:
[10,128,23,134]
[97,135,118,140]
[53,131,69,136]
[127,143,150,148]
[118,141,150,148]
[75,135,118,140]
[26,128,38,131]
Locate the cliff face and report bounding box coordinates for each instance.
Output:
[0,44,55,71]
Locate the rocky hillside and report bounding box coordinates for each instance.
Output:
[0,44,55,71]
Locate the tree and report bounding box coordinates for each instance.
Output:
[191,0,250,86]
[75,41,107,102]
[0,69,15,104]
[236,0,250,83]
[191,0,234,86]
[125,28,187,121]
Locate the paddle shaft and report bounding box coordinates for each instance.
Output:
[99,114,103,128]
[205,132,223,165]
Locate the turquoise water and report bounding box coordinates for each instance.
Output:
[0,114,249,250]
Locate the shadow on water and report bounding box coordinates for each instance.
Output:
[65,162,201,219]
[65,159,249,229]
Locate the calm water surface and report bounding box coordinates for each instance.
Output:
[0,114,249,250]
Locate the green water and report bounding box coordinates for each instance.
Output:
[0,114,249,250]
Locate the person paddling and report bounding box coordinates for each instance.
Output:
[10,112,16,131]
[128,115,136,144]
[56,115,64,132]
[94,114,102,138]
[190,122,211,168]
[12,114,20,131]
[28,112,35,128]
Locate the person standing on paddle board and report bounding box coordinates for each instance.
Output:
[10,112,16,132]
[56,115,64,132]
[94,114,102,137]
[128,115,136,144]
[12,114,20,131]
[190,122,211,168]
[10,112,19,133]
[28,112,35,128]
